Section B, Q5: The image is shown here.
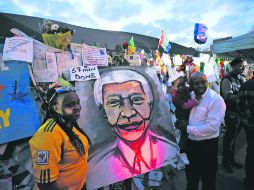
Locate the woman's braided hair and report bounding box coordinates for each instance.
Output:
[43,87,90,156]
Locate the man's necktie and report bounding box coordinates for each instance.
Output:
[133,149,151,174]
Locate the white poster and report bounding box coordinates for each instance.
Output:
[70,43,83,65]
[70,65,100,81]
[82,44,108,66]
[174,55,182,66]
[56,51,82,81]
[3,37,33,62]
[204,62,217,82]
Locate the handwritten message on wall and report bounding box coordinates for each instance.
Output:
[82,44,108,66]
[3,37,33,62]
[70,65,100,81]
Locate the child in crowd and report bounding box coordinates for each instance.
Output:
[172,76,200,153]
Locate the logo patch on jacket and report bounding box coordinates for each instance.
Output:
[36,150,49,165]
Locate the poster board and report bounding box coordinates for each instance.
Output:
[76,67,179,189]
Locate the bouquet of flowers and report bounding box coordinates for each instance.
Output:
[42,20,75,50]
[42,21,74,35]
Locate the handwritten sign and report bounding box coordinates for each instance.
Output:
[70,66,100,81]
[3,37,33,62]
[82,44,108,66]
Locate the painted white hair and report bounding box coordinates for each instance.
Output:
[94,69,153,106]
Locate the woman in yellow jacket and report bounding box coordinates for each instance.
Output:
[29,86,90,190]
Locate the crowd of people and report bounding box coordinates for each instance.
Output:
[161,56,254,190]
[27,53,254,190]
[19,21,254,190]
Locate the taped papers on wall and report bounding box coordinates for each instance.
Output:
[31,40,59,82]
[32,52,58,82]
[82,44,108,66]
[57,51,81,80]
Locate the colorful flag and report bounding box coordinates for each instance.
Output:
[128,36,135,47]
[159,30,171,53]
[127,46,136,55]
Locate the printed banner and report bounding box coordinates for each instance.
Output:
[0,62,40,144]
[3,37,33,62]
[82,44,108,66]
[70,65,100,81]
[76,67,179,189]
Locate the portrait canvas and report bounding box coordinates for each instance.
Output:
[75,66,179,189]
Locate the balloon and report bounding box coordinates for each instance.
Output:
[194,23,208,44]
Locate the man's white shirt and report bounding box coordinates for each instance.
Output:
[187,88,226,141]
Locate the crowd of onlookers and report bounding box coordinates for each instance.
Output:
[159,56,254,190]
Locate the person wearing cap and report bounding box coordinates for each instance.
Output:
[29,86,90,190]
[238,73,254,189]
[220,57,246,173]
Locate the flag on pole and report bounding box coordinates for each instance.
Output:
[128,36,136,55]
[159,30,171,53]
[129,36,135,47]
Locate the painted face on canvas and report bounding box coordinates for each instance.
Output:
[102,81,151,142]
